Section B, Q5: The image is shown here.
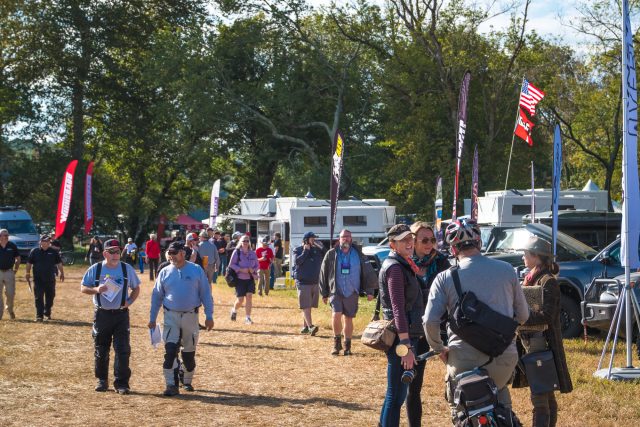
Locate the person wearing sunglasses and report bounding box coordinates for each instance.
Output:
[403,222,450,427]
[80,239,141,395]
[228,236,259,324]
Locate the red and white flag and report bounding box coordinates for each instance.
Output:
[514,108,535,146]
[84,161,94,234]
[55,160,78,238]
[519,79,545,116]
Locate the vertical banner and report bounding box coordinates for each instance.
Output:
[621,0,640,268]
[471,145,479,221]
[435,176,443,234]
[84,161,94,234]
[530,161,535,223]
[55,160,79,238]
[551,125,562,257]
[330,130,345,245]
[452,71,471,220]
[210,179,221,227]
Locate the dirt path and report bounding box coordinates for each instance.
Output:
[0,267,638,426]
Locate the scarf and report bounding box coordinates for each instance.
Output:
[523,266,542,287]
[412,250,442,285]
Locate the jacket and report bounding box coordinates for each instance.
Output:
[319,244,377,298]
[513,271,573,393]
[291,244,324,285]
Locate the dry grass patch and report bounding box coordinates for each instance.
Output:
[1,266,639,426]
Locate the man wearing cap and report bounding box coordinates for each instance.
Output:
[0,229,21,320]
[80,239,141,394]
[198,231,220,285]
[25,235,64,322]
[184,233,204,267]
[292,231,325,335]
[122,237,137,267]
[226,231,242,257]
[319,229,377,355]
[255,236,274,296]
[149,241,214,396]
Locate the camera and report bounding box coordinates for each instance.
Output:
[401,369,416,384]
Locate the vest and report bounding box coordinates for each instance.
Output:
[378,253,424,338]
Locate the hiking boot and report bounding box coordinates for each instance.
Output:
[95,380,108,392]
[331,336,342,356]
[300,326,310,334]
[183,384,194,392]
[115,387,130,395]
[343,339,352,356]
[309,325,319,336]
[163,385,179,397]
[35,317,43,323]
[9,311,15,320]
[230,310,237,321]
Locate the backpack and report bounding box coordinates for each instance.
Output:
[448,267,519,359]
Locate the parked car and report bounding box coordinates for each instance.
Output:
[362,237,390,273]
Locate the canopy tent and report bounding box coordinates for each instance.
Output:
[175,214,206,230]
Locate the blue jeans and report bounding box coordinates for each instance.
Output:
[269,264,275,289]
[379,339,414,427]
[219,255,227,276]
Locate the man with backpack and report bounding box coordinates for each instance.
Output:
[80,239,141,394]
[423,219,529,423]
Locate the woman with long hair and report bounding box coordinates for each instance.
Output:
[228,235,259,325]
[85,236,103,265]
[513,235,573,427]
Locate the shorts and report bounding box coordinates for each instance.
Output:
[297,284,319,309]
[235,278,256,297]
[330,292,359,317]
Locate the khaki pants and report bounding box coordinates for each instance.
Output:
[0,269,16,319]
[273,258,283,278]
[257,269,270,295]
[205,262,216,284]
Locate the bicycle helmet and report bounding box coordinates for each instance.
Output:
[445,218,481,252]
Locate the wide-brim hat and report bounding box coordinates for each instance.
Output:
[519,235,553,257]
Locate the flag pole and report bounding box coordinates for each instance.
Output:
[500,77,525,225]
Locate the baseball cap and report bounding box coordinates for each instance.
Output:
[232,231,242,239]
[186,234,196,242]
[303,231,317,240]
[104,239,120,250]
[167,241,185,253]
[127,237,133,242]
[387,224,414,241]
[261,236,269,243]
[40,234,51,242]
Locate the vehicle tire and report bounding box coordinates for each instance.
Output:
[560,294,582,338]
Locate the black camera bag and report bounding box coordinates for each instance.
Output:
[453,368,498,421]
[225,250,239,287]
[449,267,519,358]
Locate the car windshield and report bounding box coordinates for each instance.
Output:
[0,220,37,235]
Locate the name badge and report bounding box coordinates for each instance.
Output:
[341,268,350,275]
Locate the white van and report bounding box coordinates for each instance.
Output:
[0,207,40,258]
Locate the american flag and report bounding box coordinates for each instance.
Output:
[519,79,545,116]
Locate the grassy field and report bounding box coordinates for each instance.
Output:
[1,264,639,426]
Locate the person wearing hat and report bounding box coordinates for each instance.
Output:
[319,229,377,355]
[122,237,138,267]
[513,235,573,427]
[25,235,64,322]
[80,239,141,394]
[149,241,214,396]
[198,230,220,285]
[255,236,274,296]
[378,224,424,426]
[291,231,325,334]
[184,233,203,267]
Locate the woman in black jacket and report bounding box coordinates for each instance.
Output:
[85,236,103,265]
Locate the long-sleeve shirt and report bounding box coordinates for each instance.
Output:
[423,254,529,353]
[386,264,410,335]
[145,239,160,259]
[228,248,259,280]
[150,262,213,321]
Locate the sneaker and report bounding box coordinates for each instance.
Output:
[258,291,263,296]
[45,315,51,321]
[35,317,43,323]
[309,325,319,336]
[230,311,237,321]
[245,317,253,325]
[163,385,179,397]
[300,326,310,334]
[183,384,194,392]
[9,311,15,320]
[116,387,130,395]
[95,380,108,392]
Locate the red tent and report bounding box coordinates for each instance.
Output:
[175,214,205,230]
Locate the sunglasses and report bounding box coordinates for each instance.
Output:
[418,237,437,244]
[106,249,120,254]
[167,251,179,255]
[241,240,250,243]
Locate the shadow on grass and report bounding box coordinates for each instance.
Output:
[142,389,369,410]
[213,327,301,337]
[199,341,293,352]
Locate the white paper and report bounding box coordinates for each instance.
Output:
[101,276,122,302]
[150,325,163,348]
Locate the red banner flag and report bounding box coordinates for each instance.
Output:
[55,160,78,238]
[514,108,535,146]
[84,161,94,234]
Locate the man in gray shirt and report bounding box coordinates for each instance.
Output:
[198,231,220,285]
[423,219,528,421]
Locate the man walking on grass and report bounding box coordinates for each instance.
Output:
[26,235,64,322]
[0,229,20,320]
[319,229,377,355]
[292,231,324,335]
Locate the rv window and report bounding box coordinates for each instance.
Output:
[235,223,247,233]
[343,216,367,226]
[304,216,327,226]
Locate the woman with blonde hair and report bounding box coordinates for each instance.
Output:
[228,235,259,324]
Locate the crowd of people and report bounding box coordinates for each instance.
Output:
[0,220,573,426]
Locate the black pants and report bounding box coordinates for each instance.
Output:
[406,336,429,427]
[34,279,56,318]
[93,309,131,388]
[148,258,159,281]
